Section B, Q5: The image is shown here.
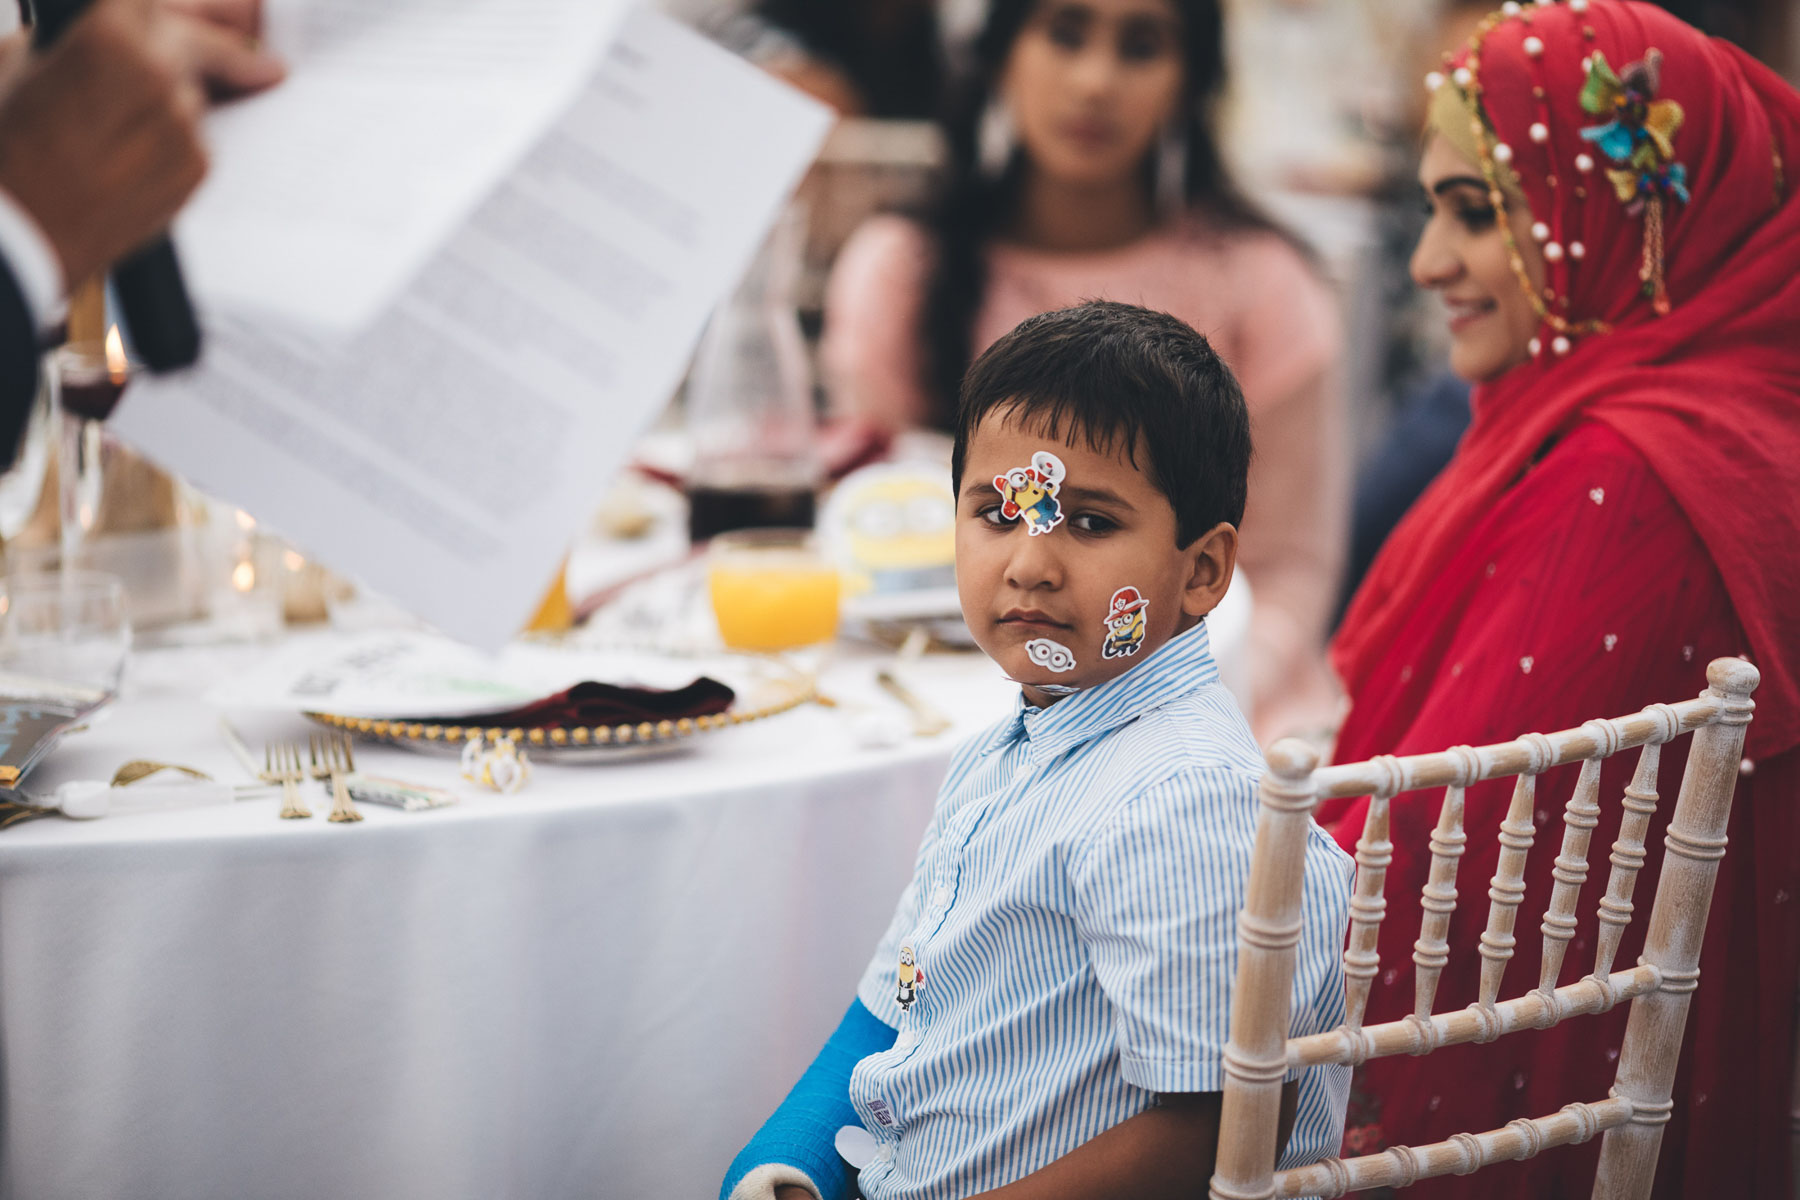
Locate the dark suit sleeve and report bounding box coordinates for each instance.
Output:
[0,248,42,473]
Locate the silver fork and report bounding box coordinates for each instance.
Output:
[264,741,310,820]
[311,732,362,824]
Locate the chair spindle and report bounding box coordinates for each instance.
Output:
[1538,749,1608,1001]
[1344,786,1396,1030]
[1591,739,1664,981]
[1476,769,1541,1010]
[1413,784,1468,1022]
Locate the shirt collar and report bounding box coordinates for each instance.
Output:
[979,619,1221,765]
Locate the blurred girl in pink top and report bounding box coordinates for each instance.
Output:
[821,0,1348,742]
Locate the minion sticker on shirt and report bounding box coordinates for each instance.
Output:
[1101,587,1149,660]
[993,451,1067,536]
[897,944,924,1010]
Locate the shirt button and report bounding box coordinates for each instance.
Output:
[896,1029,919,1050]
[931,886,949,907]
[876,1142,895,1163]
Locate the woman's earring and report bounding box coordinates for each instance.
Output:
[1155,118,1188,219]
[978,97,1017,181]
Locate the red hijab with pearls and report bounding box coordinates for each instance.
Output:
[1334,0,1800,756]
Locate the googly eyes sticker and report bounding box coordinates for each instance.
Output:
[992,451,1067,536]
[1101,587,1148,660]
[1025,638,1076,673]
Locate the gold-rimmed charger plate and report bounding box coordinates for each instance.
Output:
[306,671,816,763]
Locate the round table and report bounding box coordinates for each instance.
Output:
[0,588,1252,1199]
[0,639,1018,1200]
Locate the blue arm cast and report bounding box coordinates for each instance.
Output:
[720,997,897,1200]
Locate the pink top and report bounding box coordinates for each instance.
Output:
[821,214,1349,740]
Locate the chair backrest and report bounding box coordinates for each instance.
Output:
[1208,658,1759,1200]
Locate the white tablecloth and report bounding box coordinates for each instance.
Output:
[0,577,1253,1200]
[0,642,1016,1200]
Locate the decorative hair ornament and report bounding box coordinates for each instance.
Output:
[1578,49,1690,314]
[1452,7,1613,356]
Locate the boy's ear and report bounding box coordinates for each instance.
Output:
[1179,522,1238,621]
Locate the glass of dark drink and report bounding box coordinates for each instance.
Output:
[683,206,822,545]
[685,467,817,544]
[52,332,132,571]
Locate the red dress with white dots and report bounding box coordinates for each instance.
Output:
[1324,422,1800,1198]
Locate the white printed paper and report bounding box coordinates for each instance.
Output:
[118,6,832,649]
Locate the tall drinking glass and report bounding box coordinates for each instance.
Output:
[684,205,821,542]
[53,330,131,575]
[0,354,56,548]
[0,572,133,702]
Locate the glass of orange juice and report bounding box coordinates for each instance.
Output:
[708,529,841,651]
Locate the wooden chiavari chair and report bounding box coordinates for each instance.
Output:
[1209,658,1759,1200]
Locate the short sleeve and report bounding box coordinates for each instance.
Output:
[1072,768,1352,1098]
[820,215,937,430]
[1071,768,1257,1093]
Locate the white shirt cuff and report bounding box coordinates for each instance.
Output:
[727,1163,824,1200]
[0,186,66,335]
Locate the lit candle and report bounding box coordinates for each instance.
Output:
[105,325,129,387]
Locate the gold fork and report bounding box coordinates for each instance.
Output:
[264,741,310,819]
[311,732,363,824]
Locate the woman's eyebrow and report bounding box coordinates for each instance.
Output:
[1429,175,1490,196]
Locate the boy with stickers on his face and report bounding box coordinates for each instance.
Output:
[721,302,1352,1200]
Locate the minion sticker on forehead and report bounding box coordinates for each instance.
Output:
[993,451,1067,536]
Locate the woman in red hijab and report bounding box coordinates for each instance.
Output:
[1327,2,1800,1195]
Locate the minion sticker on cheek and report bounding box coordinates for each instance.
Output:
[1101,587,1148,660]
[993,451,1067,536]
[1025,638,1077,673]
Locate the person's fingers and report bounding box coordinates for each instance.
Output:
[175,0,263,41]
[163,0,262,38]
[170,13,285,99]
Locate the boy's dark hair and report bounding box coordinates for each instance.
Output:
[950,301,1252,547]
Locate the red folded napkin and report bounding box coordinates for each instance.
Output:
[414,677,736,729]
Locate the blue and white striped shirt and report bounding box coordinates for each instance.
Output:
[849,619,1353,1198]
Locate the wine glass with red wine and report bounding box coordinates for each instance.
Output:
[52,337,130,571]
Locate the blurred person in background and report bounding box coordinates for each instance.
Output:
[0,0,282,463]
[820,0,1348,745]
[1326,2,1800,1194]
